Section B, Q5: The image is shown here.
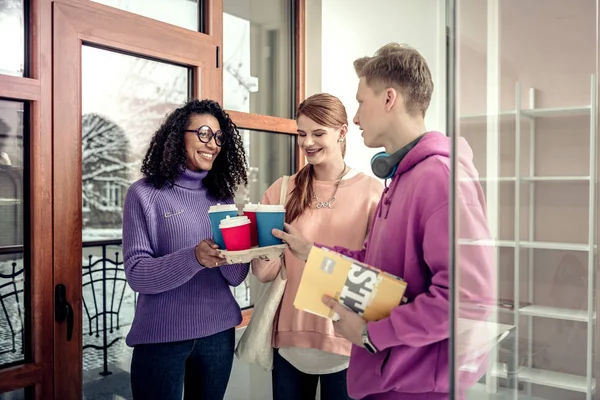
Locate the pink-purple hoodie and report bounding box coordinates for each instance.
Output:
[322,132,494,400]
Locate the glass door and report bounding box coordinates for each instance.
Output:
[52,1,220,398]
[450,0,599,399]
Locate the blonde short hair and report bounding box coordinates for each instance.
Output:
[354,43,433,117]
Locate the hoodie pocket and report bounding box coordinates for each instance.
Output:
[375,348,391,376]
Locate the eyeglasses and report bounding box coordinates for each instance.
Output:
[185,125,225,147]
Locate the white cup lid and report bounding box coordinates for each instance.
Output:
[257,204,286,213]
[243,202,259,211]
[209,203,238,213]
[219,215,250,228]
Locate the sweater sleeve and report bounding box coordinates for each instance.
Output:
[315,242,367,263]
[122,183,204,295]
[219,263,250,286]
[367,194,493,350]
[251,179,284,282]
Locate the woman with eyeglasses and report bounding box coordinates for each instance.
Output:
[122,99,249,400]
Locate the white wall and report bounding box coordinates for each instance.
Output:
[306,0,447,179]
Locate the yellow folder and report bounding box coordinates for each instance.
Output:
[294,246,408,321]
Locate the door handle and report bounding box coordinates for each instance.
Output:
[55,284,74,341]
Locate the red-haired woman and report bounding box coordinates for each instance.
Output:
[251,93,382,400]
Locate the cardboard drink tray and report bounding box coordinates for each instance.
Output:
[220,244,287,264]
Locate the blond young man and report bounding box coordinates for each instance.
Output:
[274,44,493,400]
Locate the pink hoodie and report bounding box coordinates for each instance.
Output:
[322,132,494,400]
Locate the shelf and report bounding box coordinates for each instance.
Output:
[459,303,595,322]
[457,239,590,251]
[474,177,516,182]
[519,241,590,251]
[521,105,591,118]
[519,305,593,322]
[457,239,504,247]
[460,111,516,121]
[491,363,595,393]
[522,241,591,251]
[458,177,514,183]
[462,176,590,183]
[521,176,590,182]
[460,105,591,121]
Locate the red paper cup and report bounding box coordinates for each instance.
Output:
[219,215,252,251]
[243,203,259,247]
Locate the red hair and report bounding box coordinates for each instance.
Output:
[285,93,348,223]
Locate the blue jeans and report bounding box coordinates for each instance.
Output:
[130,328,235,400]
[272,349,353,400]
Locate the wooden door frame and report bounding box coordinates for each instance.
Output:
[0,0,53,398]
[295,0,306,170]
[52,1,221,397]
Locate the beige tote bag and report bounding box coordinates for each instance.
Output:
[234,176,289,371]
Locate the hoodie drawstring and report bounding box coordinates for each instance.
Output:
[382,175,401,219]
[379,184,390,218]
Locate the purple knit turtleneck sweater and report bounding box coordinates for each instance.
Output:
[122,168,249,346]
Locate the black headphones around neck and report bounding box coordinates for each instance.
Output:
[370,134,426,180]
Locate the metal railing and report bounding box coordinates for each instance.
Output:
[0,245,25,362]
[0,238,253,374]
[81,239,134,376]
[0,240,136,374]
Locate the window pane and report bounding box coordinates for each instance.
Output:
[233,130,296,309]
[223,0,293,118]
[0,100,27,368]
[81,46,189,396]
[0,0,25,76]
[0,386,30,400]
[81,45,189,238]
[91,0,198,31]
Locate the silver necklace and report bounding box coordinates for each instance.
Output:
[313,163,348,209]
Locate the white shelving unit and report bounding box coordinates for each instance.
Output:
[459,74,597,399]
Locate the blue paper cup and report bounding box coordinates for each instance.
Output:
[208,204,239,248]
[255,204,286,247]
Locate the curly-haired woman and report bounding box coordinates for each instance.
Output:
[122,99,249,400]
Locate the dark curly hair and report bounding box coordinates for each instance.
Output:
[141,99,248,201]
